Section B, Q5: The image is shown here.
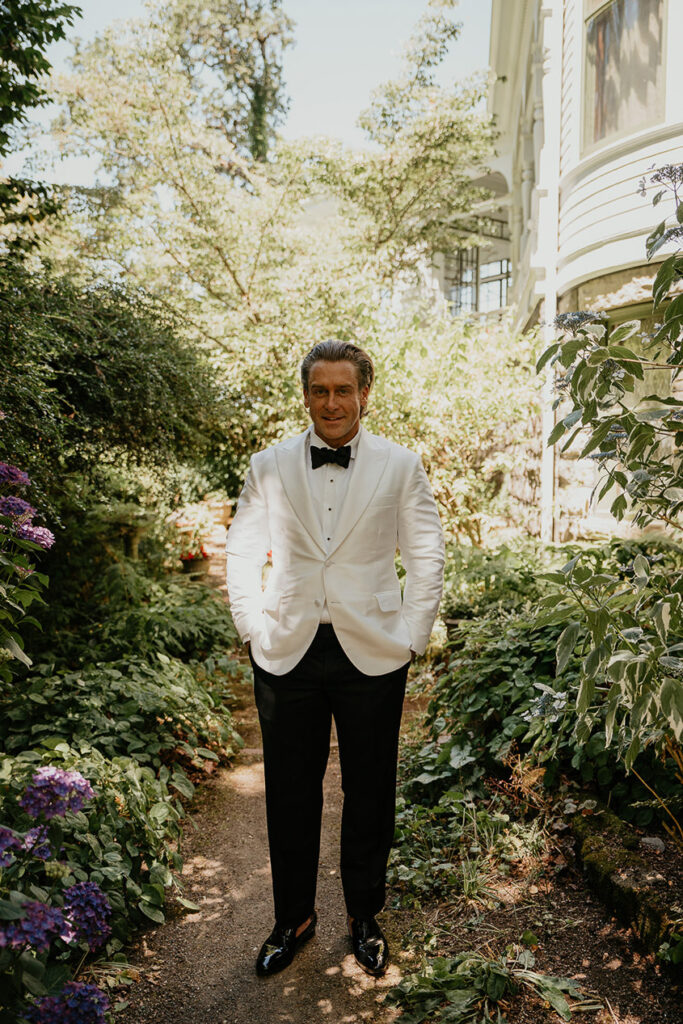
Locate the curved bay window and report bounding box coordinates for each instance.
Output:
[583,0,665,152]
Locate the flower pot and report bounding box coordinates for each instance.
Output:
[181,556,211,575]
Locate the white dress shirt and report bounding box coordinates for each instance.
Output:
[306,424,362,622]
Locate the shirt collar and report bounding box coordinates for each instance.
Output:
[308,423,362,458]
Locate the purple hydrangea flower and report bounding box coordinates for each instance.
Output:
[16,523,55,550]
[0,900,73,952]
[25,982,109,1024]
[22,825,51,861]
[0,825,21,867]
[19,767,94,820]
[63,881,112,951]
[0,462,31,487]
[0,495,36,521]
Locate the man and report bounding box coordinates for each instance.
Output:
[226,340,444,978]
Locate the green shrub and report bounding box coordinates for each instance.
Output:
[424,540,682,827]
[441,541,550,622]
[0,654,241,768]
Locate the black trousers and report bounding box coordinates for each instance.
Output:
[251,624,408,928]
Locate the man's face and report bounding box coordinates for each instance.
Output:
[303,360,369,448]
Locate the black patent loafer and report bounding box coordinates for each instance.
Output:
[255,911,317,977]
[348,916,389,976]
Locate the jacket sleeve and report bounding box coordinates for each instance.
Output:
[397,453,445,655]
[225,455,271,643]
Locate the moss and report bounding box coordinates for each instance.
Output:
[571,806,678,954]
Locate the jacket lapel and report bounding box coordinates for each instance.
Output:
[274,431,326,554]
[328,429,389,556]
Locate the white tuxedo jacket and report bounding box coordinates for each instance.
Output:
[225,426,445,676]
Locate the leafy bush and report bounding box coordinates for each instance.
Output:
[0,654,241,769]
[535,164,683,840]
[441,542,548,622]
[0,257,222,520]
[424,540,682,827]
[90,566,240,663]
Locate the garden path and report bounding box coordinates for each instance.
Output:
[119,527,403,1024]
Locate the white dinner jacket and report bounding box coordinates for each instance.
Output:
[225,426,445,676]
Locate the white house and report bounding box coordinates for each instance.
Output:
[435,0,683,539]
[488,0,683,331]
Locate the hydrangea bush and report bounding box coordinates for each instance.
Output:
[0,767,112,1020]
[0,461,53,685]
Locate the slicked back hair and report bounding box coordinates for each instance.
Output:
[300,340,375,416]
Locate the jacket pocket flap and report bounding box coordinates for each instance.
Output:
[375,590,401,612]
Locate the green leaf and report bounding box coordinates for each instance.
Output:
[536,343,560,373]
[556,622,581,674]
[535,982,572,1021]
[609,320,640,345]
[611,494,627,520]
[559,338,586,367]
[547,420,567,446]
[0,898,24,921]
[177,897,201,911]
[4,636,32,666]
[577,675,595,715]
[633,554,650,579]
[170,772,194,798]
[195,747,219,761]
[138,902,165,923]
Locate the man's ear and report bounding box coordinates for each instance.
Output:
[303,387,310,409]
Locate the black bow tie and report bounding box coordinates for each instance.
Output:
[311,445,351,469]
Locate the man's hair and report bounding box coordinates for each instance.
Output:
[300,339,375,398]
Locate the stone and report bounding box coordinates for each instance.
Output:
[640,836,666,852]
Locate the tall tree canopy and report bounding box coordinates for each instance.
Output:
[0,0,81,245]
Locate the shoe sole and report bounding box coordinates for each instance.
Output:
[353,957,389,978]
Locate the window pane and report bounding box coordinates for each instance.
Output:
[584,0,664,148]
[479,279,503,313]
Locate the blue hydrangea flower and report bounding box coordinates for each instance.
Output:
[63,882,112,951]
[25,981,109,1024]
[22,825,52,861]
[19,767,95,820]
[0,462,31,487]
[0,495,36,522]
[17,523,56,550]
[0,825,21,867]
[0,900,73,952]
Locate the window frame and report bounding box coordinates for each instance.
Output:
[444,249,511,317]
[581,0,667,157]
